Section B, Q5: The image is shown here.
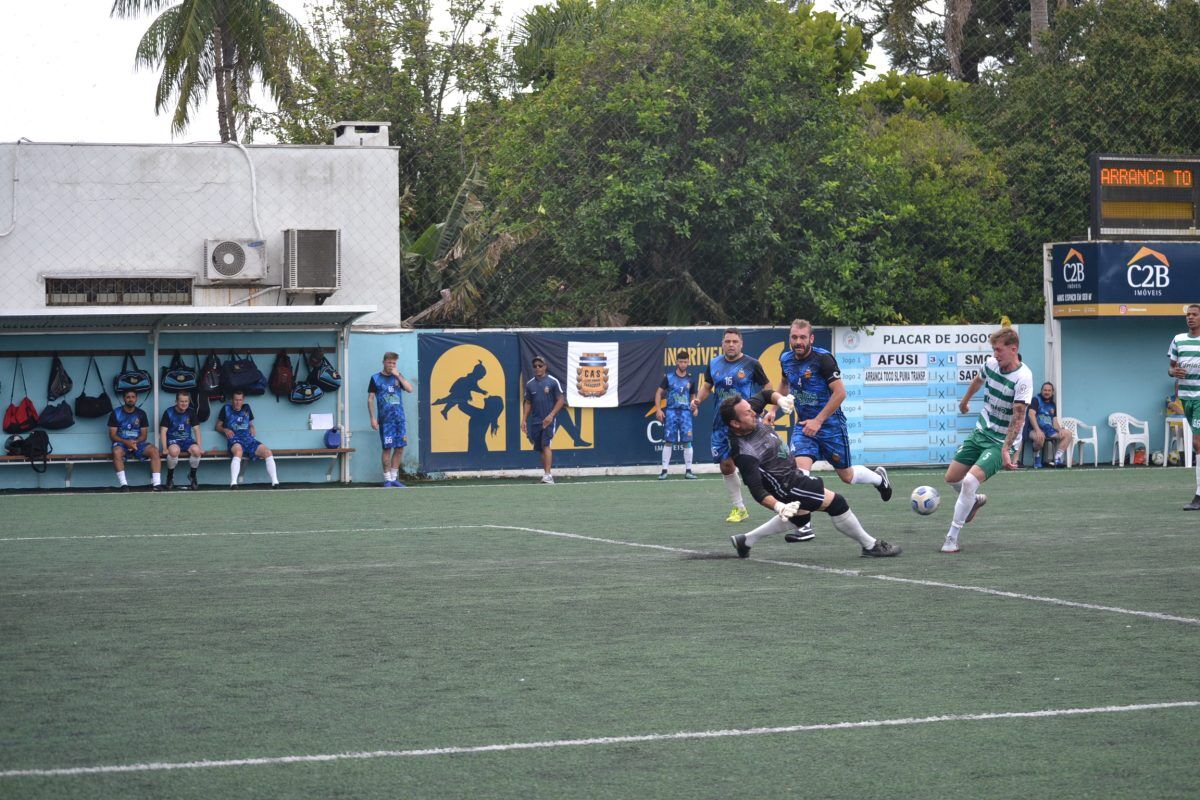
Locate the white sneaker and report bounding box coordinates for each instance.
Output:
[540,474,555,484]
[940,538,960,554]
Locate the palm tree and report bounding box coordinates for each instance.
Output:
[111,0,309,141]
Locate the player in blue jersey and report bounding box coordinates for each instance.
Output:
[654,350,699,479]
[107,389,162,491]
[691,328,772,522]
[1026,382,1073,468]
[215,390,279,488]
[368,351,413,487]
[521,355,566,484]
[778,320,890,541]
[159,390,202,489]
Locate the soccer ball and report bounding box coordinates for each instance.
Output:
[911,485,940,515]
[1150,450,1165,466]
[1168,451,1182,466]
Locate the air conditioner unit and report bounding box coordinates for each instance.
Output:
[204,238,267,282]
[284,229,341,293]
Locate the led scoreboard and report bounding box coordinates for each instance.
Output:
[1090,154,1199,239]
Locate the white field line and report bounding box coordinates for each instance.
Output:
[4,523,1198,625]
[2,701,1196,779]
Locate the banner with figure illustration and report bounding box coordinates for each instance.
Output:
[418,327,820,473]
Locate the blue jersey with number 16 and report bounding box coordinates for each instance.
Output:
[704,355,768,430]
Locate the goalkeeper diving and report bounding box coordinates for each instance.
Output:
[722,390,902,559]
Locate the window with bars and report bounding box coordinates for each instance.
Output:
[45,277,193,306]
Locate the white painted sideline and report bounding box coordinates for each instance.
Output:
[1,701,1195,779]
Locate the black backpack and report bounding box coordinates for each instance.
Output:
[6,430,51,473]
[199,351,223,398]
[48,354,73,402]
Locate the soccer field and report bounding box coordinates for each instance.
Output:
[2,468,1198,799]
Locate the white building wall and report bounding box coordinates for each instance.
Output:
[0,142,400,325]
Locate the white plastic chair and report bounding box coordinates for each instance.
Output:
[1108,412,1150,467]
[1060,417,1097,468]
[1163,415,1194,468]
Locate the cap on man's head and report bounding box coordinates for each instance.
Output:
[531,355,546,366]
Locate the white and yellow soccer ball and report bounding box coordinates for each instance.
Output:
[1150,450,1165,466]
[911,485,940,515]
[1168,451,1182,466]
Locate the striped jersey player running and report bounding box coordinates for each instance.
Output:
[941,328,1033,553]
[1168,303,1200,509]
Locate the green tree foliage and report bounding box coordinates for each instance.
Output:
[112,0,309,141]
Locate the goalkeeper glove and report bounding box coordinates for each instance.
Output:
[773,500,801,520]
[776,394,795,414]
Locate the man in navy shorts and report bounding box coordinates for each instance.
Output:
[368,351,413,487]
[108,388,162,491]
[521,355,566,484]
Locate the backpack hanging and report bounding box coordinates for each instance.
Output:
[74,357,114,419]
[112,352,153,395]
[47,354,73,402]
[288,352,323,405]
[314,355,342,392]
[4,357,40,434]
[268,350,295,401]
[161,351,198,392]
[200,351,223,397]
[194,388,212,423]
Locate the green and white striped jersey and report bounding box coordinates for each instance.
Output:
[1168,332,1200,398]
[975,356,1033,442]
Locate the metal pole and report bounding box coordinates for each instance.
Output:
[339,321,351,483]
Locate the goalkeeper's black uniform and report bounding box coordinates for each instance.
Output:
[729,390,827,512]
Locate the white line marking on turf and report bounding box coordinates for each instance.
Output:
[2,701,1195,779]
[5,523,1197,625]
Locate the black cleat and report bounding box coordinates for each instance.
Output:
[152,484,162,492]
[1185,495,1200,510]
[784,521,815,543]
[229,484,238,490]
[862,539,902,557]
[118,485,130,492]
[730,533,750,559]
[874,466,892,501]
[188,472,198,490]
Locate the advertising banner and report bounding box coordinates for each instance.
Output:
[1050,241,1200,317]
[418,327,822,472]
[834,325,1016,466]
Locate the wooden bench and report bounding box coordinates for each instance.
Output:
[0,448,355,487]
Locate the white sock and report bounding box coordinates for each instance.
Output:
[151,472,161,487]
[230,456,241,485]
[265,456,279,485]
[389,470,398,481]
[744,516,792,546]
[1055,449,1065,461]
[116,470,127,487]
[829,508,875,549]
[723,472,745,509]
[683,446,693,469]
[166,454,179,470]
[947,473,980,543]
[1194,463,1200,494]
[848,465,881,486]
[189,453,201,468]
[661,446,673,470]
[948,479,963,495]
[797,467,810,476]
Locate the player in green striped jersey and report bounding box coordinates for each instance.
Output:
[940,328,1033,553]
[1167,303,1200,509]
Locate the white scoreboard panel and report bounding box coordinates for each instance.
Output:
[834,325,1013,466]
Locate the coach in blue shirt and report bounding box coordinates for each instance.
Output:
[521,355,566,485]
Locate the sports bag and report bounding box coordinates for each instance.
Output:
[47,354,73,402]
[194,388,212,423]
[221,352,267,395]
[4,358,40,434]
[38,400,75,430]
[74,357,114,419]
[314,355,342,392]
[199,350,223,397]
[324,426,342,449]
[112,352,153,395]
[7,429,51,473]
[161,351,198,392]
[288,353,323,405]
[268,350,294,401]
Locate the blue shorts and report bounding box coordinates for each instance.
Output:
[228,433,264,461]
[1035,423,1058,440]
[710,424,731,463]
[380,418,407,450]
[527,418,557,452]
[113,441,152,461]
[663,408,693,443]
[789,421,852,469]
[166,438,197,452]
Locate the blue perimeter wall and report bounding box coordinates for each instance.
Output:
[7,319,1189,488]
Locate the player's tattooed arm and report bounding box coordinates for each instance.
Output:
[1001,402,1028,470]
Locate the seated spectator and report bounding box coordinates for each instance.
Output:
[1027,382,1074,468]
[108,388,162,491]
[215,389,279,489]
[160,390,203,490]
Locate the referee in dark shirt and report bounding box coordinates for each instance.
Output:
[521,355,566,484]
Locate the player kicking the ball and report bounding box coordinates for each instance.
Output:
[940,327,1031,553]
[723,391,901,560]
